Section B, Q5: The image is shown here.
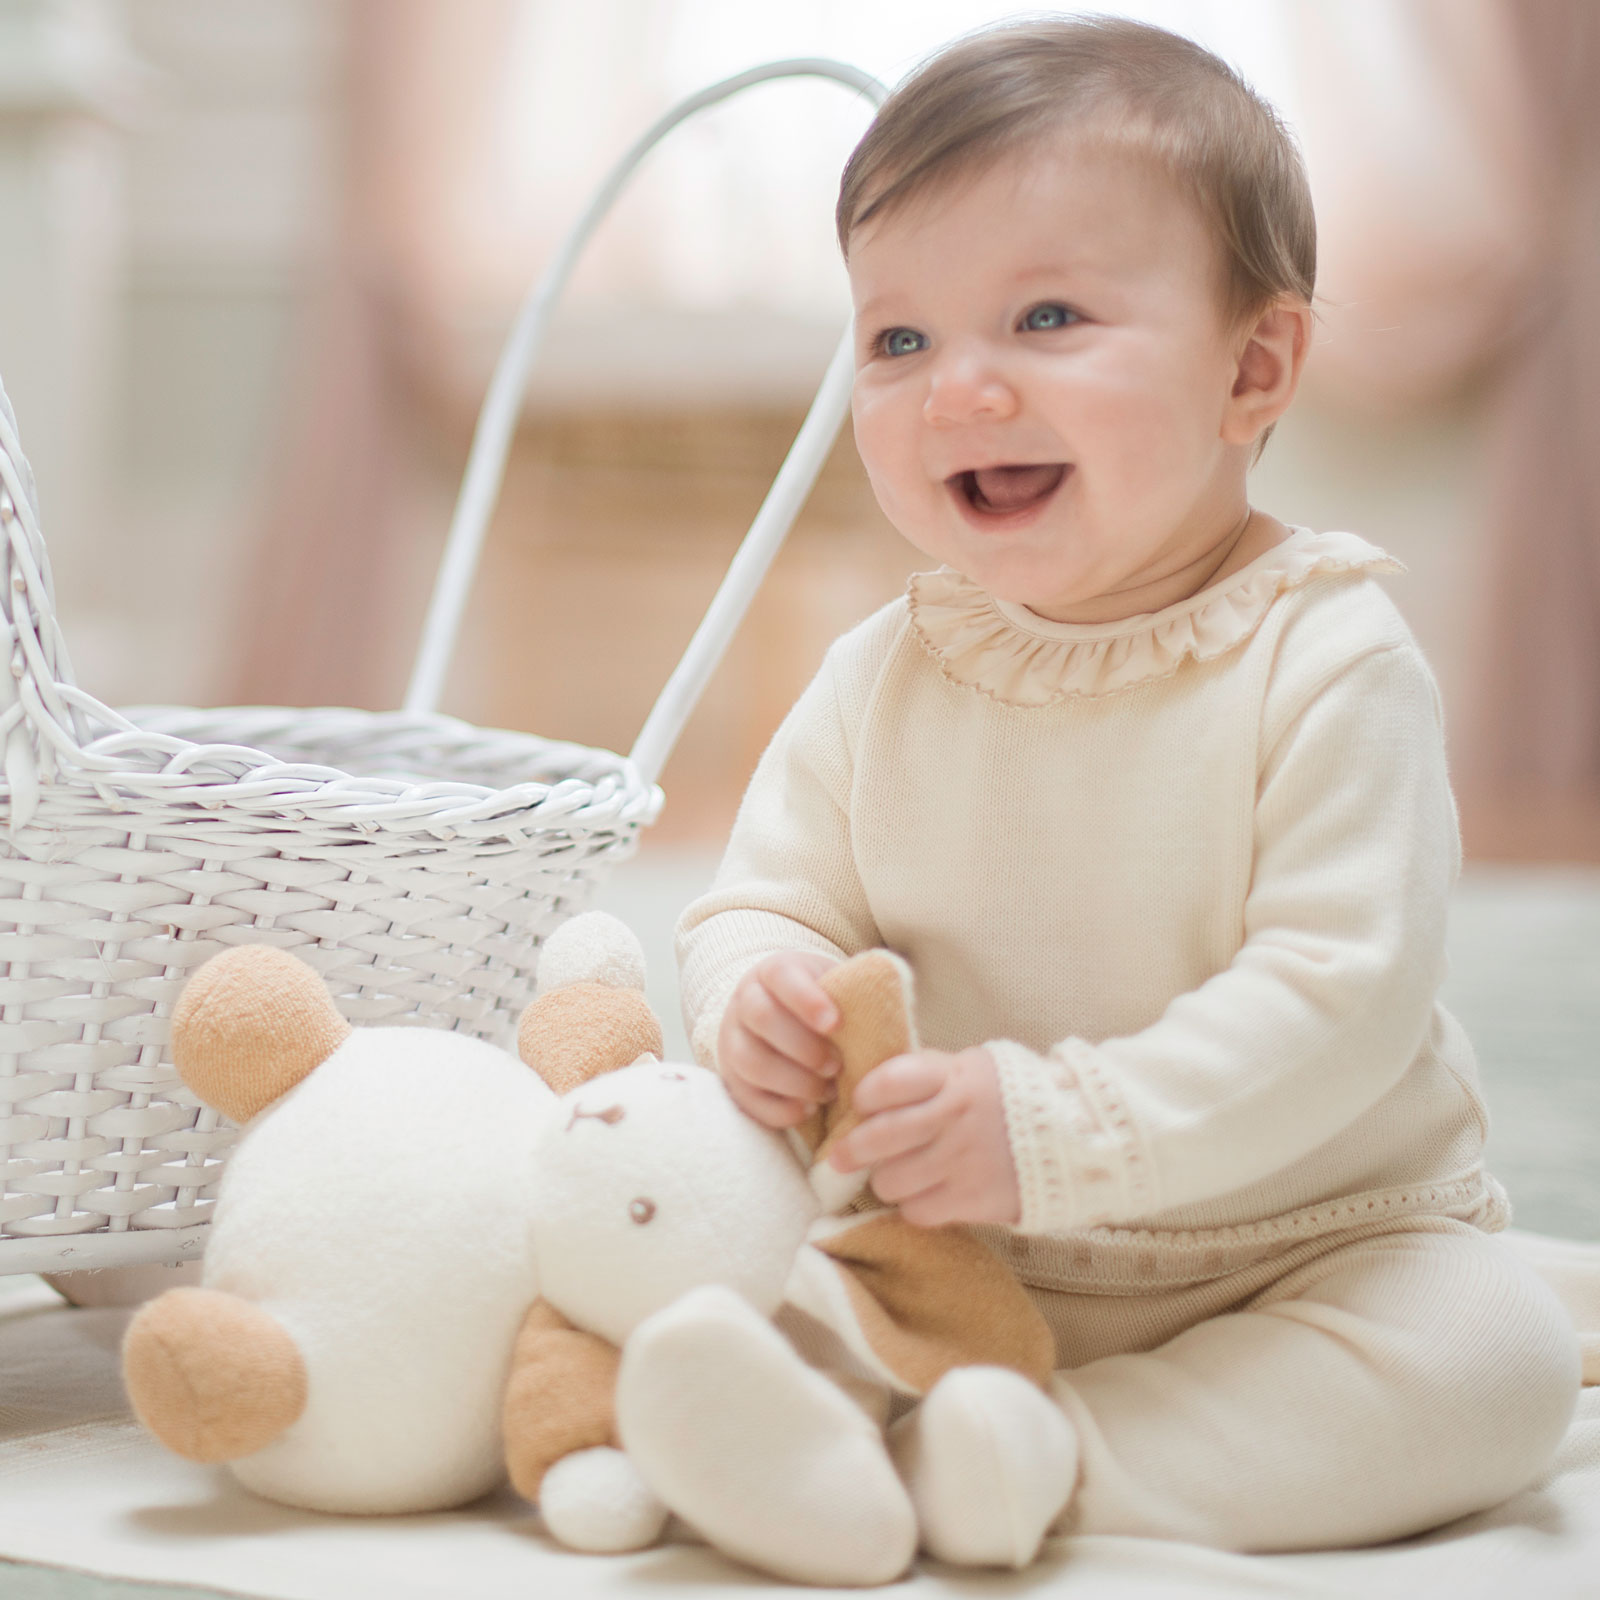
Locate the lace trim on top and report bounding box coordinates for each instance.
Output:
[906,528,1403,706]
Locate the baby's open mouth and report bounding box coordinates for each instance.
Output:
[951,463,1068,516]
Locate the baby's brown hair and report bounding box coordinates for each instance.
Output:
[836,16,1316,327]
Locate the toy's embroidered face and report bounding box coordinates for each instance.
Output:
[529,1059,823,1346]
[564,1065,690,1135]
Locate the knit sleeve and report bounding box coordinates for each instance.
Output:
[990,640,1460,1235]
[674,639,884,1071]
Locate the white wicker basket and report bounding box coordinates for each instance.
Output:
[0,59,885,1276]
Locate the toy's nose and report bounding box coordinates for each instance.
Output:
[566,1102,624,1131]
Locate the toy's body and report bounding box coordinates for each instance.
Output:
[205,1030,551,1512]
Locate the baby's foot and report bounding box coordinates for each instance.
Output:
[889,1365,1078,1567]
[617,1284,917,1586]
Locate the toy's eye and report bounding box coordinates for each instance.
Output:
[629,1198,656,1225]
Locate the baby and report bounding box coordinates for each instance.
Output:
[672,14,1579,1576]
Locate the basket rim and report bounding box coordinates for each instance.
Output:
[4,697,663,836]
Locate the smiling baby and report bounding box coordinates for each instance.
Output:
[671,15,1580,1573]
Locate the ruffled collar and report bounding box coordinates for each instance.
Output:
[906,528,1402,706]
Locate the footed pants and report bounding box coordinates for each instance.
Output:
[1026,1218,1580,1550]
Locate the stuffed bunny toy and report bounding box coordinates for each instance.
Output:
[122,914,1074,1585]
[505,915,1074,1585]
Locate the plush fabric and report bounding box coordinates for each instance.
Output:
[122,1287,307,1462]
[502,1300,621,1499]
[517,934,1069,1578]
[889,1366,1078,1568]
[170,944,351,1124]
[617,1285,920,1587]
[810,1211,1056,1392]
[518,983,664,1092]
[526,1058,822,1350]
[801,950,918,1174]
[183,1020,551,1514]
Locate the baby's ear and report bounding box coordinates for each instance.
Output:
[797,950,918,1182]
[171,946,351,1122]
[517,913,663,1093]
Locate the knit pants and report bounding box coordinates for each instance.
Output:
[1028,1218,1580,1550]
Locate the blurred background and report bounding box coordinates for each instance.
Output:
[0,1,1594,1227]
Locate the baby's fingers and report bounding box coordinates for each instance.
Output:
[760,956,841,1040]
[740,981,839,1078]
[829,1095,943,1172]
[725,1073,819,1131]
[867,1141,955,1207]
[851,1053,946,1115]
[724,1030,834,1108]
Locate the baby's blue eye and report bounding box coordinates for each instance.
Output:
[880,328,928,358]
[1020,303,1079,332]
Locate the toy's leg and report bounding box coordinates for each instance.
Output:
[502,1299,667,1554]
[537,1446,668,1554]
[618,1284,917,1587]
[888,1366,1078,1567]
[122,1287,306,1462]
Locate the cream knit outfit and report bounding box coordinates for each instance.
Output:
[677,528,1580,1551]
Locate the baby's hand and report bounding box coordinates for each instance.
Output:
[718,951,842,1129]
[828,1047,1019,1227]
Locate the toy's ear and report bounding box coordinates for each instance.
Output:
[796,950,917,1186]
[170,946,351,1123]
[517,913,663,1094]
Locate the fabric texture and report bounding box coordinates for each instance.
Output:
[677,527,1506,1277]
[502,1300,621,1500]
[1044,1219,1579,1548]
[121,1287,307,1462]
[518,982,664,1092]
[810,1210,1056,1391]
[171,944,352,1124]
[674,527,1575,1549]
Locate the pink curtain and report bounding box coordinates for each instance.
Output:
[229,0,518,710]
[1462,2,1600,811]
[1285,0,1599,853]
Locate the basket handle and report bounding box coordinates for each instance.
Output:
[0,378,99,830]
[402,59,888,786]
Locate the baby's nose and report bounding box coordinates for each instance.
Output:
[922,354,1019,425]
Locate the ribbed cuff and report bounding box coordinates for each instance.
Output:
[678,909,850,1074]
[987,1037,1155,1235]
[686,955,765,1073]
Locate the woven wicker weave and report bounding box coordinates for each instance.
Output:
[0,391,656,1273]
[0,58,885,1275]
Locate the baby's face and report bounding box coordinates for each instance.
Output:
[848,139,1256,621]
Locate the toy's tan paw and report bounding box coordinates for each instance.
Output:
[123,1287,307,1462]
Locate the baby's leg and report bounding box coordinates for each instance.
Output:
[1054,1226,1580,1550]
